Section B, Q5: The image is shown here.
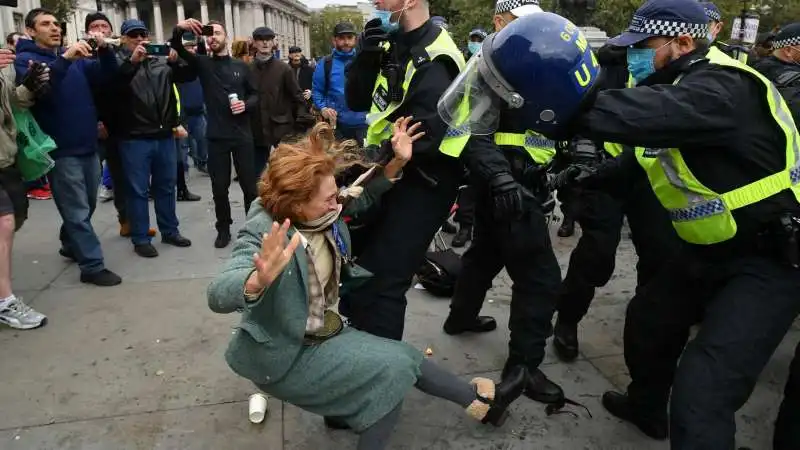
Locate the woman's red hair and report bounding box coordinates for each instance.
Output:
[260,123,365,223]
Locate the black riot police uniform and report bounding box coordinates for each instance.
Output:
[552,44,681,362]
[444,108,564,401]
[563,42,800,448]
[340,19,466,340]
[751,23,800,450]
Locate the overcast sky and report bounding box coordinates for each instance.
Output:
[300,0,365,9]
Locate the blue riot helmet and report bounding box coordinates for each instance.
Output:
[437,12,601,137]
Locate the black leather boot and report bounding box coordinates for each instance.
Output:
[602,391,668,440]
[557,218,575,237]
[553,319,579,362]
[502,359,564,405]
[466,365,528,427]
[443,315,497,335]
[451,226,472,248]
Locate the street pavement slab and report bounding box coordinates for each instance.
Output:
[3,170,794,449]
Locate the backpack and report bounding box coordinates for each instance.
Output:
[323,55,334,98]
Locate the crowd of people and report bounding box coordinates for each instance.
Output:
[1,0,800,449]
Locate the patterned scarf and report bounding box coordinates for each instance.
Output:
[296,206,342,333]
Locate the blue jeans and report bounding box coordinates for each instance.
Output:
[184,114,207,167]
[49,154,105,274]
[119,138,179,245]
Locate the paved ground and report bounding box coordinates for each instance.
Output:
[2,171,794,450]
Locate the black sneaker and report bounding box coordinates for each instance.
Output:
[80,269,122,286]
[214,230,231,249]
[134,243,159,258]
[177,190,201,202]
[163,234,192,247]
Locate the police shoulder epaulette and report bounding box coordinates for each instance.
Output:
[409,46,431,68]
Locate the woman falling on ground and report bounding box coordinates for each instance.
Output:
[207,120,528,449]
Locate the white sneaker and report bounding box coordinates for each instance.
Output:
[0,297,47,329]
[98,186,114,202]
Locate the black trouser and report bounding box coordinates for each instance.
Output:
[254,144,272,178]
[454,185,475,229]
[340,166,461,340]
[102,137,128,224]
[448,185,561,369]
[623,247,800,449]
[774,341,800,450]
[207,138,257,230]
[557,178,679,324]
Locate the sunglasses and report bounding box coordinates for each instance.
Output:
[126,30,148,39]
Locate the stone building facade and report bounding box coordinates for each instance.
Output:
[65,0,310,58]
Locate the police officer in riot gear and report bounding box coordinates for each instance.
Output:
[437,0,564,403]
[341,0,517,356]
[441,3,800,448]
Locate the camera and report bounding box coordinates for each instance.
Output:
[85,37,98,51]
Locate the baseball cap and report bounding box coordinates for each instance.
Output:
[773,23,800,50]
[495,0,543,18]
[607,0,708,47]
[252,26,276,40]
[121,19,147,36]
[700,2,721,22]
[333,22,356,36]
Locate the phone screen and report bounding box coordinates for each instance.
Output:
[201,25,214,36]
[145,44,170,56]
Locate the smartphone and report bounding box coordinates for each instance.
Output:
[144,43,170,56]
[201,25,214,36]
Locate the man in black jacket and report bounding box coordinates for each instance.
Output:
[288,46,313,95]
[171,18,259,248]
[114,19,194,258]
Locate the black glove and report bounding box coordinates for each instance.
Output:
[21,62,50,97]
[490,172,524,221]
[548,164,597,190]
[359,18,389,53]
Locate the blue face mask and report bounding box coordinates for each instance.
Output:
[468,42,481,55]
[373,10,399,33]
[627,47,657,84]
[707,32,715,44]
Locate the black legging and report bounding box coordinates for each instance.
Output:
[357,359,476,450]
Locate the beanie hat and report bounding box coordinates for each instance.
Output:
[85,11,112,33]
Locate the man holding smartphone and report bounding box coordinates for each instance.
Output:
[170,18,258,249]
[111,19,196,258]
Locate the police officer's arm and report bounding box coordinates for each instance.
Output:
[574,67,741,148]
[460,135,513,183]
[345,51,381,112]
[388,60,454,162]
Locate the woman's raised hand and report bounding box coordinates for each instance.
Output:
[251,220,301,290]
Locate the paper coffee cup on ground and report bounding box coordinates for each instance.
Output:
[249,393,268,424]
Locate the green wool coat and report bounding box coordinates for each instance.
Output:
[207,176,423,432]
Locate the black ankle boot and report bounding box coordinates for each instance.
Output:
[557,218,575,237]
[451,226,472,248]
[602,391,668,440]
[466,365,528,427]
[553,320,579,362]
[443,315,497,335]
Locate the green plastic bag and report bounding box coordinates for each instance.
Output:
[13,106,56,181]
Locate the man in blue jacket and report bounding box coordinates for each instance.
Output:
[312,22,366,142]
[16,8,121,286]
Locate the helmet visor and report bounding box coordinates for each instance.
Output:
[437,52,503,136]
